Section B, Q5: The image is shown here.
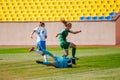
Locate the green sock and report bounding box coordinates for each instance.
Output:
[72,48,76,58]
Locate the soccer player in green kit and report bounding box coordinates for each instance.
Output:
[56,18,82,60]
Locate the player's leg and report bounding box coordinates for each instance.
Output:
[40,41,48,62]
[43,55,48,62]
[70,43,78,60]
[37,41,48,62]
[36,60,56,67]
[61,42,70,57]
[63,49,69,57]
[29,47,55,59]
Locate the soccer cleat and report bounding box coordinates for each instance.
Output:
[29,47,34,52]
[36,60,43,64]
[71,58,76,65]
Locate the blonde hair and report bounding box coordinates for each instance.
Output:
[60,18,71,27]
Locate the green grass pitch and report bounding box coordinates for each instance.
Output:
[0,46,120,80]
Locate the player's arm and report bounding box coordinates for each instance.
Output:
[45,35,47,39]
[56,33,60,37]
[69,30,82,34]
[46,63,56,67]
[36,60,56,67]
[30,30,35,39]
[44,29,47,39]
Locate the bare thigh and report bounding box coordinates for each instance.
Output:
[70,43,76,48]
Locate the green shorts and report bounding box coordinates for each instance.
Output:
[60,42,71,50]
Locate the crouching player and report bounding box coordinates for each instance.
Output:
[29,47,76,68]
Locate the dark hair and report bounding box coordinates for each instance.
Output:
[40,22,45,26]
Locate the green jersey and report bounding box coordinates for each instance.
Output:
[59,29,70,42]
[59,29,71,49]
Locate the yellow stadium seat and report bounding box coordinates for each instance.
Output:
[16,13,22,17]
[48,17,54,21]
[90,13,96,17]
[52,13,58,17]
[12,2,18,6]
[97,4,104,9]
[96,12,103,16]
[21,10,26,14]
[0,0,4,2]
[91,4,97,9]
[30,17,36,21]
[0,10,3,14]
[88,0,95,5]
[42,17,48,21]
[0,0,120,21]
[76,1,82,5]
[6,17,12,21]
[1,18,6,21]
[52,1,58,5]
[10,13,16,18]
[39,13,45,17]
[36,17,42,21]
[58,13,64,17]
[34,14,40,17]
[95,1,101,4]
[85,5,91,9]
[46,1,52,5]
[83,0,89,5]
[1,2,6,7]
[66,17,72,21]
[58,1,64,5]
[104,4,110,9]
[113,8,120,13]
[102,12,109,16]
[107,0,114,5]
[53,17,59,21]
[73,16,79,21]
[76,13,84,17]
[18,17,24,21]
[17,2,23,6]
[12,17,18,21]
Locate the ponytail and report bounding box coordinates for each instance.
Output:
[60,18,72,27]
[60,18,68,26]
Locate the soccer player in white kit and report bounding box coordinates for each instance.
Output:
[30,22,48,62]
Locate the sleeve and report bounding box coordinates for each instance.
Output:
[60,29,65,35]
[34,27,37,32]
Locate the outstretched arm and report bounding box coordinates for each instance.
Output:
[36,60,56,67]
[69,30,82,34]
[56,33,60,37]
[30,30,35,39]
[44,29,47,39]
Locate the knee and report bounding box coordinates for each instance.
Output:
[74,44,76,48]
[71,43,76,48]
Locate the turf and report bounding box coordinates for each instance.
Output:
[0,46,120,80]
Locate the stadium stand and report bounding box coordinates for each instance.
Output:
[0,0,120,21]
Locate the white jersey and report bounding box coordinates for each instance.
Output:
[34,27,47,42]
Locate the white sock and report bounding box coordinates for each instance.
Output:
[34,49,48,62]
[34,49,43,55]
[44,55,48,62]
